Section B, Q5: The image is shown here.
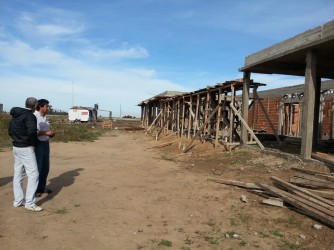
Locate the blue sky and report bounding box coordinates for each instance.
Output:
[0,0,333,117]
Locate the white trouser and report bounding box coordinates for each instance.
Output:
[13,146,39,208]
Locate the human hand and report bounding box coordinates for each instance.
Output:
[48,131,56,137]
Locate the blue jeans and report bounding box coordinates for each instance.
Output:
[35,141,50,192]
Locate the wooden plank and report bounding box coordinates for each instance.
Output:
[257,183,334,228]
[187,95,192,139]
[294,172,334,184]
[177,98,180,137]
[194,94,200,134]
[215,88,222,147]
[271,176,334,208]
[147,111,161,133]
[230,104,265,150]
[290,176,334,189]
[291,167,334,177]
[262,198,284,207]
[311,154,334,171]
[229,85,235,143]
[207,178,262,190]
[308,189,334,200]
[203,91,210,140]
[292,189,334,213]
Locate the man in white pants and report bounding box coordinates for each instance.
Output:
[8,97,43,212]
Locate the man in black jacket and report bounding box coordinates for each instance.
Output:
[8,97,43,212]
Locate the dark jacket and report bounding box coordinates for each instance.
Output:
[8,107,38,147]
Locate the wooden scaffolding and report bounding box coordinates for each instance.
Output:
[139,79,266,152]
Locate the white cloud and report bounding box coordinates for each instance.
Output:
[82,45,149,60]
[36,24,84,37]
[251,74,305,90]
[0,39,80,66]
[16,9,85,43]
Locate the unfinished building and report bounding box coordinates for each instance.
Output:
[140,19,334,160]
[240,19,334,160]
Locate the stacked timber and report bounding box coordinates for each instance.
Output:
[208,168,334,228]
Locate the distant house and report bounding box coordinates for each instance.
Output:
[249,80,334,139]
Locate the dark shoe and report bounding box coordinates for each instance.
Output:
[35,192,42,197]
[44,188,52,194]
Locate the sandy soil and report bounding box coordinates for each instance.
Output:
[1,126,334,250]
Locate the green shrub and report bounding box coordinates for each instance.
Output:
[0,113,105,149]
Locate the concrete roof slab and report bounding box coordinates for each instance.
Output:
[240,20,334,79]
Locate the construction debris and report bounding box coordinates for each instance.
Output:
[207,178,261,189]
[240,195,248,203]
[261,198,284,207]
[209,167,334,228]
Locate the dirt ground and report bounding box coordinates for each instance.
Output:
[1,122,334,250]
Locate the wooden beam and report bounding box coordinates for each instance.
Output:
[229,85,235,143]
[182,101,223,153]
[215,88,222,147]
[241,72,250,145]
[271,176,334,209]
[208,178,261,189]
[230,104,265,150]
[257,183,334,228]
[289,176,334,189]
[146,111,161,133]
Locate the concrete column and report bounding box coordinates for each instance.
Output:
[301,50,317,159]
[241,71,250,145]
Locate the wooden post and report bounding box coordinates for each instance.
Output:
[301,50,317,160]
[187,95,193,139]
[298,94,303,137]
[203,90,210,141]
[241,72,250,145]
[278,97,284,135]
[289,97,293,136]
[215,88,222,147]
[318,89,324,139]
[313,77,322,146]
[229,85,235,143]
[181,97,185,137]
[177,98,180,137]
[194,94,200,136]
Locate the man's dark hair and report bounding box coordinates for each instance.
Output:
[36,99,49,111]
[25,97,38,109]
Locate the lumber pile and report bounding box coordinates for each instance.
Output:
[208,168,334,228]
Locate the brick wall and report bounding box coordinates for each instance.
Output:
[248,98,279,134]
[248,96,334,139]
